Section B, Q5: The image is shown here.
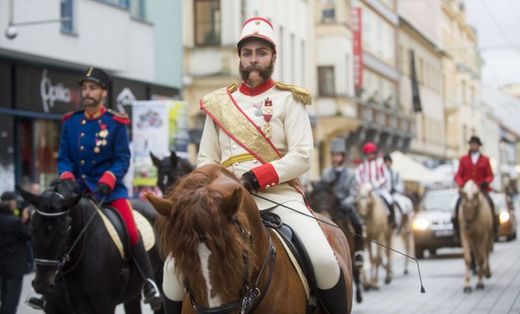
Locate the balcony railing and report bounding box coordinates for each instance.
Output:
[357,101,414,135]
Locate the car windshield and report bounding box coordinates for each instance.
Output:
[422,189,458,212]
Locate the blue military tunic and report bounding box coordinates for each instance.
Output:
[57,107,131,203]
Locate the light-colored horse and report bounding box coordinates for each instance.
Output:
[356,183,394,289]
[459,180,493,293]
[393,193,415,275]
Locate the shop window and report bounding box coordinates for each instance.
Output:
[17,119,60,188]
[194,0,221,46]
[0,115,14,192]
[60,0,74,33]
[318,66,335,97]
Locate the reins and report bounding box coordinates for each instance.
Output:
[252,192,426,294]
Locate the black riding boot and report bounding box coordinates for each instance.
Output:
[164,298,182,314]
[345,208,364,267]
[453,197,461,237]
[27,296,46,310]
[131,238,163,311]
[318,270,348,314]
[388,203,397,228]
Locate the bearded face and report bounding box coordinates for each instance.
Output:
[239,60,275,82]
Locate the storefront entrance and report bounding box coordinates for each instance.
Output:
[17,119,60,188]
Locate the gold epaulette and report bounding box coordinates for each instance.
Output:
[227,82,238,93]
[275,82,312,106]
[107,109,129,119]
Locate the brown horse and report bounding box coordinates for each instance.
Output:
[307,180,363,304]
[356,183,393,289]
[459,180,493,293]
[147,165,353,313]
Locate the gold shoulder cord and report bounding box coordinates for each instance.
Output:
[275,82,312,106]
[227,82,239,93]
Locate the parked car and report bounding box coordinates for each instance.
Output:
[491,192,517,241]
[413,189,460,259]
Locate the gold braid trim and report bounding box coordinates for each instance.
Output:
[275,82,312,106]
[227,82,239,93]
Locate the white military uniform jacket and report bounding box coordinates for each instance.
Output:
[197,79,313,210]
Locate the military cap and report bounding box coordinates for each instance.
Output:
[330,138,347,154]
[78,67,110,89]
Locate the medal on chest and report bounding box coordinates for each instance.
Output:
[261,97,273,139]
[94,123,109,153]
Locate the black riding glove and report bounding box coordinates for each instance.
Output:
[480,182,490,190]
[97,183,112,195]
[240,171,260,193]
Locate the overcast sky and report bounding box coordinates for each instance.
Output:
[464,0,520,88]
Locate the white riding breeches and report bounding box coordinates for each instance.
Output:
[376,188,394,205]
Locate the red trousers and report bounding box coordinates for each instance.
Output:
[109,199,139,246]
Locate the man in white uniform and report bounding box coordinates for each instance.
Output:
[162,17,347,314]
[355,142,396,227]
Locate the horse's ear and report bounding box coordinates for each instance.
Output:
[221,186,242,220]
[145,192,173,216]
[209,176,242,219]
[150,152,161,168]
[61,194,82,209]
[170,151,179,167]
[16,185,41,207]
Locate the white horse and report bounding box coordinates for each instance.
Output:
[392,193,415,275]
[357,183,393,289]
[459,180,493,293]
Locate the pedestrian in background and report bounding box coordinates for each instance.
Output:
[0,192,31,314]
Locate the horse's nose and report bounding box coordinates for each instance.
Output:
[32,279,54,295]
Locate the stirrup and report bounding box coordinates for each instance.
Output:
[143,279,163,311]
[27,296,46,310]
[143,278,162,299]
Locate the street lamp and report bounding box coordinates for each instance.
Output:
[5,0,71,40]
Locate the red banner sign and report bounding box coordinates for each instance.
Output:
[352,7,363,90]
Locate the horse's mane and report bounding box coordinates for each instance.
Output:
[359,182,373,196]
[462,180,479,198]
[158,164,254,300]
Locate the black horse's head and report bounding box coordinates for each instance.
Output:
[150,151,194,194]
[308,180,340,217]
[17,180,81,295]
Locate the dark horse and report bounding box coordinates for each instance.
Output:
[308,180,363,304]
[147,165,353,313]
[18,180,163,314]
[150,151,194,194]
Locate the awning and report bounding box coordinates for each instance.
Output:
[390,151,445,184]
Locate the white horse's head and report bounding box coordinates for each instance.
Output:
[357,182,374,217]
[460,180,480,222]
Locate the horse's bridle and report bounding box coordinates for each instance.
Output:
[186,219,277,314]
[33,194,98,273]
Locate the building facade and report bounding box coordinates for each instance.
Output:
[0,0,179,191]
[440,0,484,159]
[312,0,359,171]
[397,0,446,162]
[349,0,414,163]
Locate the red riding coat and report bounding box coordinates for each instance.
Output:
[454,153,494,191]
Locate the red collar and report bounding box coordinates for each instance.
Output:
[239,79,275,96]
[84,106,106,120]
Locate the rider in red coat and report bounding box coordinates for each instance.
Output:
[453,136,497,233]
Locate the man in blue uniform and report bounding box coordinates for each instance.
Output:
[28,67,161,310]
